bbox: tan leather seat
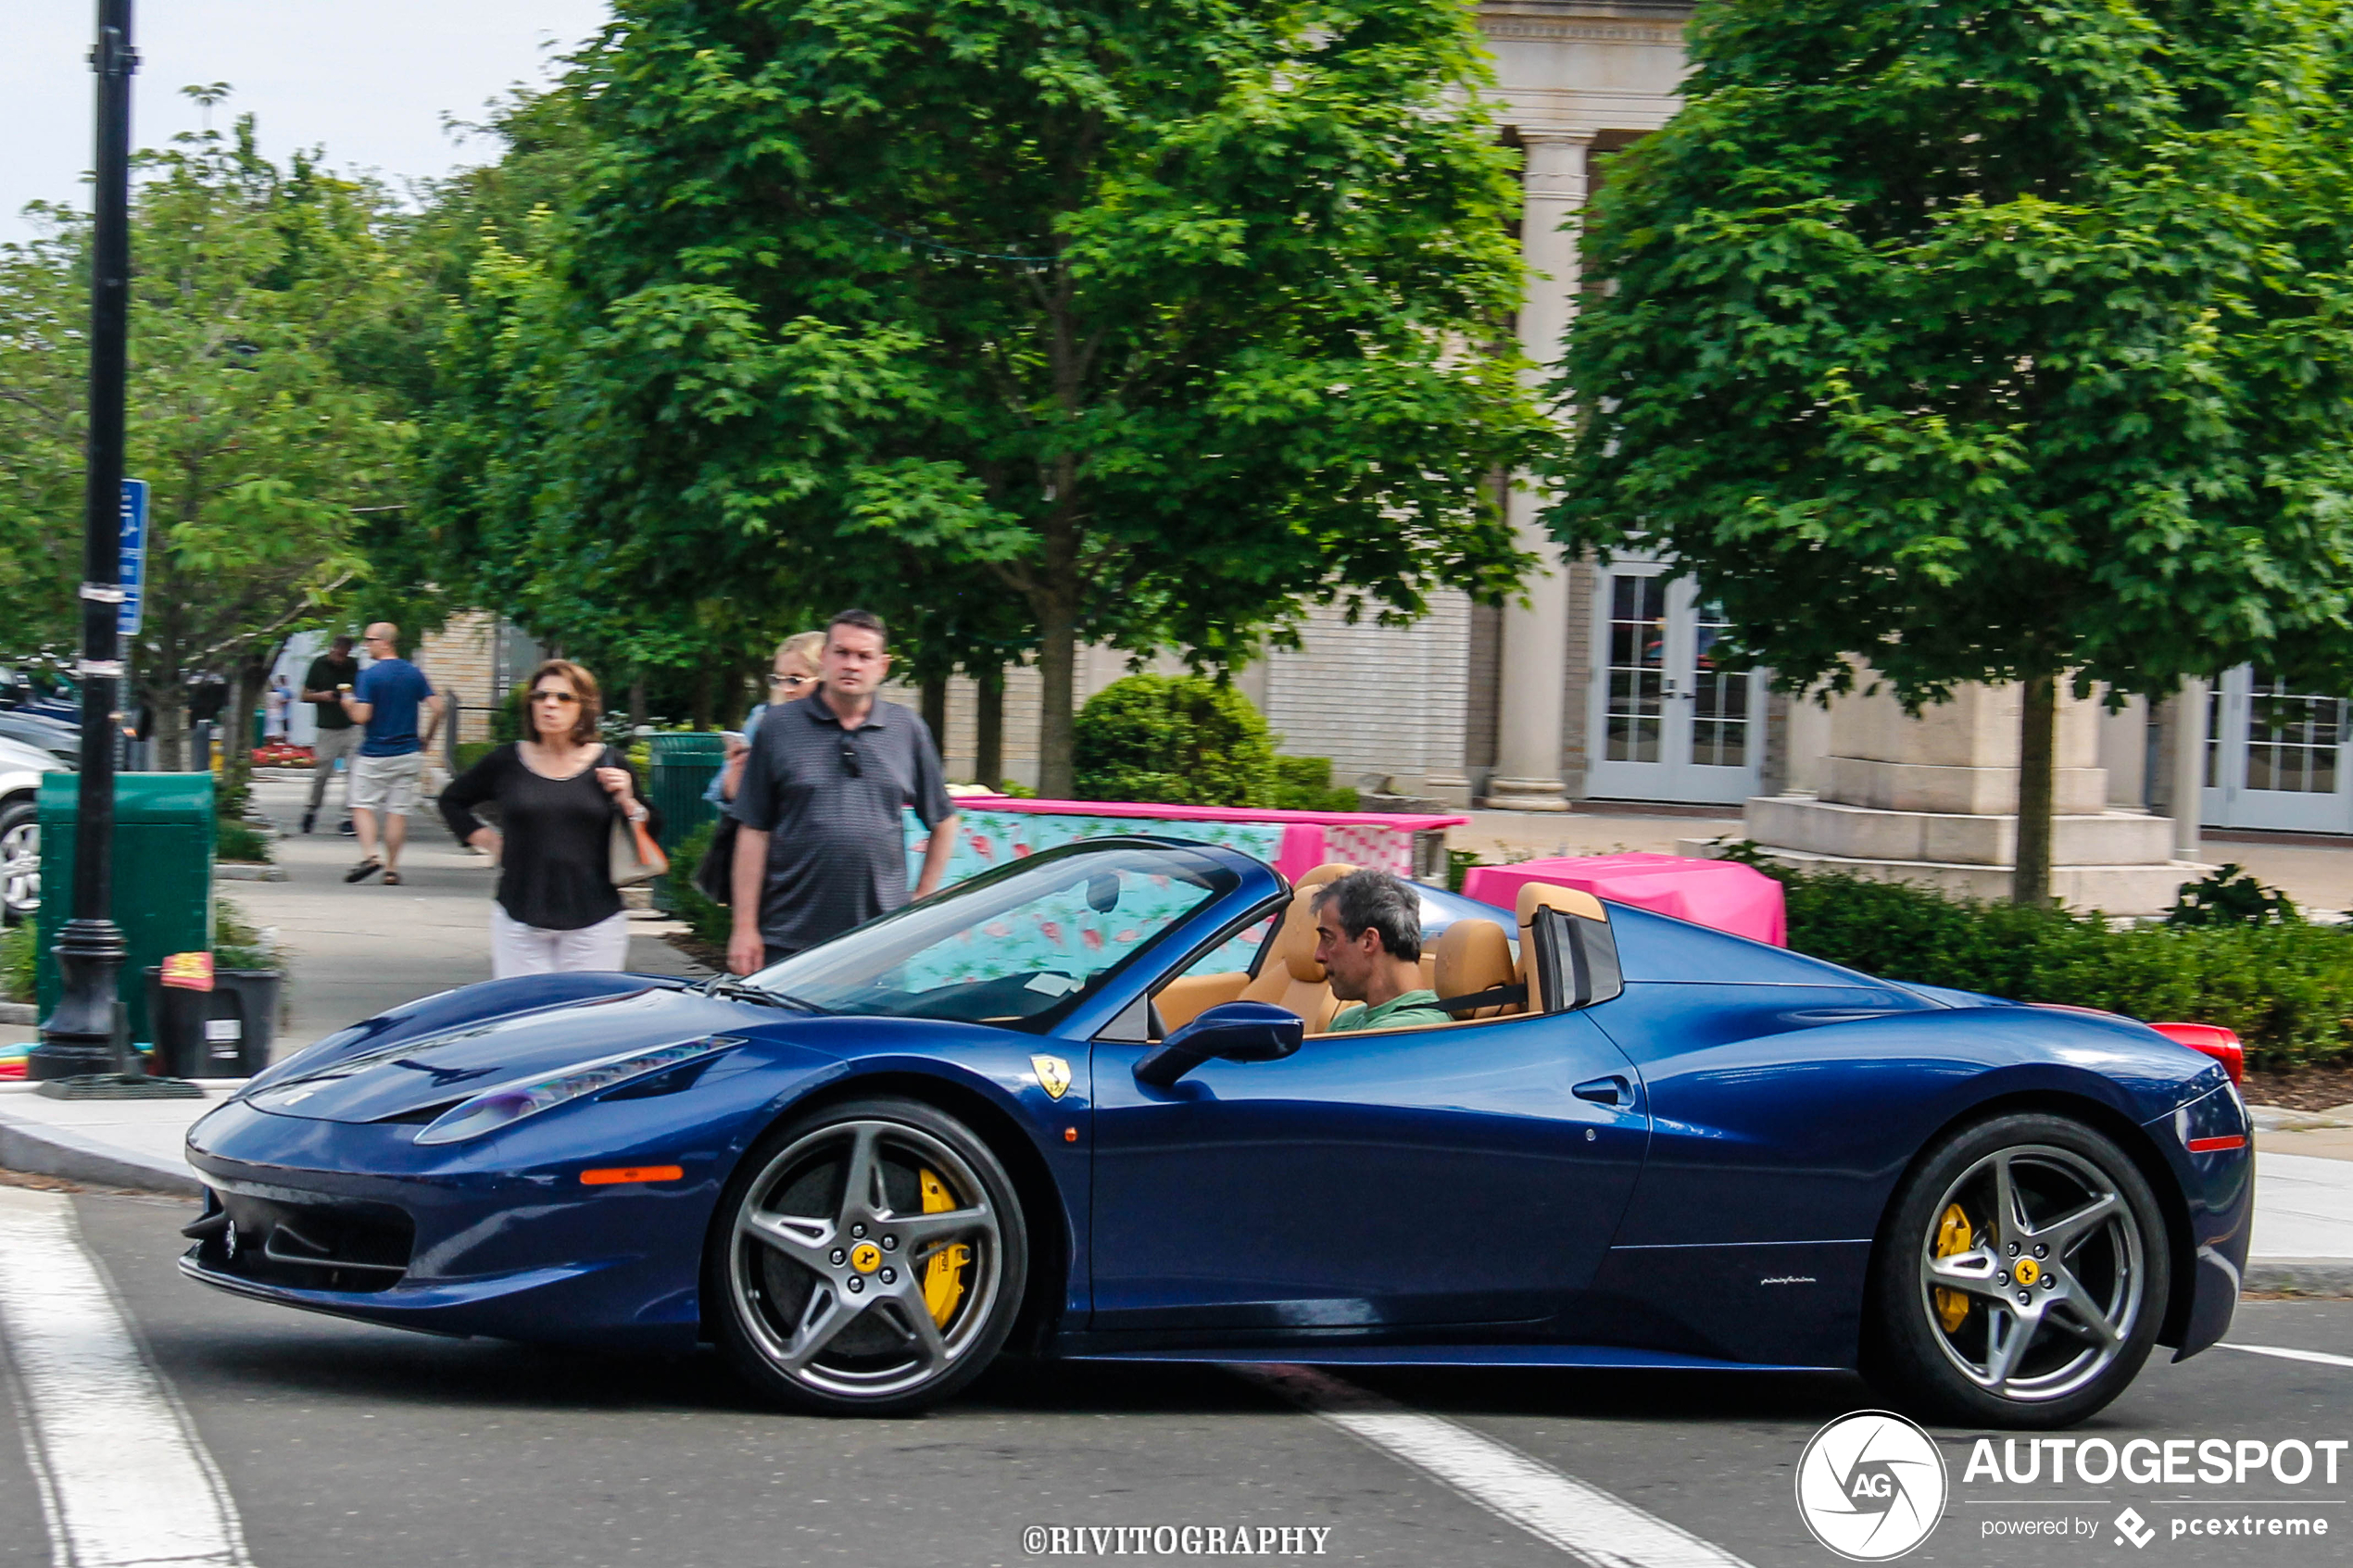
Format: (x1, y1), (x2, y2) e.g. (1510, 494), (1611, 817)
(1152, 865), (1359, 1035)
(1433, 919), (1518, 1018)
(1238, 885), (1341, 1031)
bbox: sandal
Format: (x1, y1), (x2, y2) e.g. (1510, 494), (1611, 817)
(383, 870), (402, 886)
(344, 858), (382, 884)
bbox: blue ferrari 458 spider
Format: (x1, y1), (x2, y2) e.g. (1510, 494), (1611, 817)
(182, 836), (2251, 1425)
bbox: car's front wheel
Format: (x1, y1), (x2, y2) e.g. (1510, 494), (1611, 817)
(1866, 1111), (2169, 1428)
(710, 1097), (1027, 1415)
(0, 798), (37, 924)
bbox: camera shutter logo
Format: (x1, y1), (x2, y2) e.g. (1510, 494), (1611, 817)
(1794, 1411), (1948, 1561)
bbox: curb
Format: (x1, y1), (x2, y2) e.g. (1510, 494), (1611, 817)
(2245, 1260), (2353, 1296)
(0, 1001), (34, 1026)
(0, 1108), (204, 1198)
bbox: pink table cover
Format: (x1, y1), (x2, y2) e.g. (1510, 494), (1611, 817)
(1461, 852), (1787, 947)
(946, 795), (1466, 883)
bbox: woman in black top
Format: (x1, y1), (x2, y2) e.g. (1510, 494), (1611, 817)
(438, 659), (658, 977)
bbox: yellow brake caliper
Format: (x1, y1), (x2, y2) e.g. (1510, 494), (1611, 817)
(918, 1168), (972, 1329)
(1933, 1202), (1974, 1333)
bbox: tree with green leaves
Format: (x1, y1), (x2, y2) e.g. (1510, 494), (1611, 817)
(1554, 0), (2353, 903)
(0, 101), (415, 765)
(466, 0), (1546, 796)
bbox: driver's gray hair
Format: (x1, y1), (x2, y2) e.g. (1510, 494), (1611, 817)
(1311, 870), (1423, 963)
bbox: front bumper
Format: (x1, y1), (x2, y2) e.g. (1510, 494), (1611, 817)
(182, 1096), (730, 1352)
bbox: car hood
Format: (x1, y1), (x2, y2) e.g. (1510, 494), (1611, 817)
(239, 984), (766, 1124)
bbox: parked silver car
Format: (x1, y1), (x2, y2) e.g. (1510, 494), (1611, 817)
(0, 734), (64, 923)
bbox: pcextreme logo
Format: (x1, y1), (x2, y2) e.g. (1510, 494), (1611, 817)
(1794, 1411), (1950, 1562)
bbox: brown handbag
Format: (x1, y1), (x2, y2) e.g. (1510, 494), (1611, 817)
(603, 748), (668, 886)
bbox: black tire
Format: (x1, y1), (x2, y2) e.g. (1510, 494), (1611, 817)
(0, 798), (36, 925)
(1864, 1111), (2170, 1429)
(707, 1097), (1027, 1416)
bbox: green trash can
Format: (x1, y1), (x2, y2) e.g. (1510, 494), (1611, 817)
(36, 773), (215, 1048)
(647, 733), (726, 912)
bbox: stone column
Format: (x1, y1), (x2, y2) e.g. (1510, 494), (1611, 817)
(1484, 128), (1592, 812)
(2170, 679), (2208, 861)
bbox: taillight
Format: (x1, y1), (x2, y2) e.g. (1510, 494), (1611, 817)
(2150, 1022), (2244, 1086)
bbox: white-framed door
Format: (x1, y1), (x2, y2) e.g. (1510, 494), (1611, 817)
(1582, 564), (1767, 805)
(2202, 667), (2353, 832)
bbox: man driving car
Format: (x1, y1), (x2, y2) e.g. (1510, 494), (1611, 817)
(1311, 870), (1450, 1033)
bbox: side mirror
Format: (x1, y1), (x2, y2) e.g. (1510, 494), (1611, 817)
(1133, 1001), (1303, 1088)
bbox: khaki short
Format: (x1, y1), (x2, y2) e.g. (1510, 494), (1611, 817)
(348, 750), (424, 816)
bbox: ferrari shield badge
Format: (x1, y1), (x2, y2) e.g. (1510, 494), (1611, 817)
(1031, 1054), (1073, 1100)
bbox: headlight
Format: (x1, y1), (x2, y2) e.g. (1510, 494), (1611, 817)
(414, 1037), (742, 1146)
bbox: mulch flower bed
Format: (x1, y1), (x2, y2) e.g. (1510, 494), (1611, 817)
(2242, 1061), (2353, 1113)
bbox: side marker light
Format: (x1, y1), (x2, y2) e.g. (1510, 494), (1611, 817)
(581, 1165), (685, 1185)
(1063, 1126), (1077, 1143)
(2183, 1136), (2246, 1155)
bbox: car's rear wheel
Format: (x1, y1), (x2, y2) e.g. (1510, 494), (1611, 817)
(1866, 1111), (2169, 1428)
(0, 799), (37, 924)
(710, 1097), (1026, 1415)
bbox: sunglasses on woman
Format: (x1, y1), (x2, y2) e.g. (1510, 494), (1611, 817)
(532, 690), (581, 706)
(766, 672), (814, 692)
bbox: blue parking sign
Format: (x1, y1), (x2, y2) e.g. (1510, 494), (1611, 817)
(119, 478), (147, 638)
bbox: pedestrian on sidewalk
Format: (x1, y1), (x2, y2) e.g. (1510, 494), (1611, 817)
(438, 659), (658, 976)
(693, 630), (822, 908)
(711, 631), (824, 807)
(297, 634), (360, 834)
(725, 609), (960, 974)
(338, 622), (445, 886)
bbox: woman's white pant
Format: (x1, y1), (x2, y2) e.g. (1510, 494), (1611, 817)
(489, 906), (631, 977)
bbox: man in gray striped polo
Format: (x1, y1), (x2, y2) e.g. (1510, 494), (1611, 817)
(724, 608), (961, 972)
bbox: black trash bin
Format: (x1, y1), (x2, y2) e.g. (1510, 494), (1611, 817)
(144, 966), (281, 1079)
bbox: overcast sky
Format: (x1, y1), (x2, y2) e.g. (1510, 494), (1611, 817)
(3, 0), (613, 243)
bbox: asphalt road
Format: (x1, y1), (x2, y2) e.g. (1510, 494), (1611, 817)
(1, 1187), (2347, 1568)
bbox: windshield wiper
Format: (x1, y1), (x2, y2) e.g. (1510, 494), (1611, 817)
(700, 975), (827, 1014)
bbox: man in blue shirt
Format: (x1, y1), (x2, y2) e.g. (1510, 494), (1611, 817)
(337, 622), (444, 885)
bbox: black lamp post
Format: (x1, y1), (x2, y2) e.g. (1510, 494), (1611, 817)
(31, 0), (192, 1098)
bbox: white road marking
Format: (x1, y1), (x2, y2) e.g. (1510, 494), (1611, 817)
(2217, 1341), (2353, 1371)
(0, 1186), (251, 1568)
(1230, 1362), (1754, 1568)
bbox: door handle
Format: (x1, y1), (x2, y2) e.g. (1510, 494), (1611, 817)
(1573, 1075), (1631, 1106)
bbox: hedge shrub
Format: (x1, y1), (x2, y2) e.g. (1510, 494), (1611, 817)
(1072, 674), (1275, 807)
(1271, 755), (1358, 813)
(1776, 872), (2353, 1069)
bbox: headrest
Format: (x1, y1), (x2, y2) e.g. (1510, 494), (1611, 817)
(1434, 920), (1515, 999)
(1273, 885), (1327, 983)
(1298, 862), (1359, 887)
(1515, 882), (1606, 929)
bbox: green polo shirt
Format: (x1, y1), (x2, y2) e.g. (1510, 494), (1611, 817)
(1326, 989), (1450, 1034)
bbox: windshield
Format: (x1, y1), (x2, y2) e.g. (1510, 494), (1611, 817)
(749, 842), (1241, 1028)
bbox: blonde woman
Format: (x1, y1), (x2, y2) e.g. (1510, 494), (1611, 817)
(713, 631), (824, 805)
(437, 660), (659, 976)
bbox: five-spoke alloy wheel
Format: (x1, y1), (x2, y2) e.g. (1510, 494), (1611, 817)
(711, 1098), (1027, 1414)
(0, 799), (37, 924)
(1868, 1111), (2169, 1428)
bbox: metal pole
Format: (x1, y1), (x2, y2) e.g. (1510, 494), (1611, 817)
(31, 0), (142, 1084)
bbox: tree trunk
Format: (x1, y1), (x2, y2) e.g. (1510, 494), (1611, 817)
(1038, 605), (1077, 799)
(628, 673), (647, 734)
(919, 674), (949, 755)
(690, 665), (716, 733)
(151, 689), (186, 772)
(2013, 673), (2057, 907)
(975, 662), (1003, 787)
